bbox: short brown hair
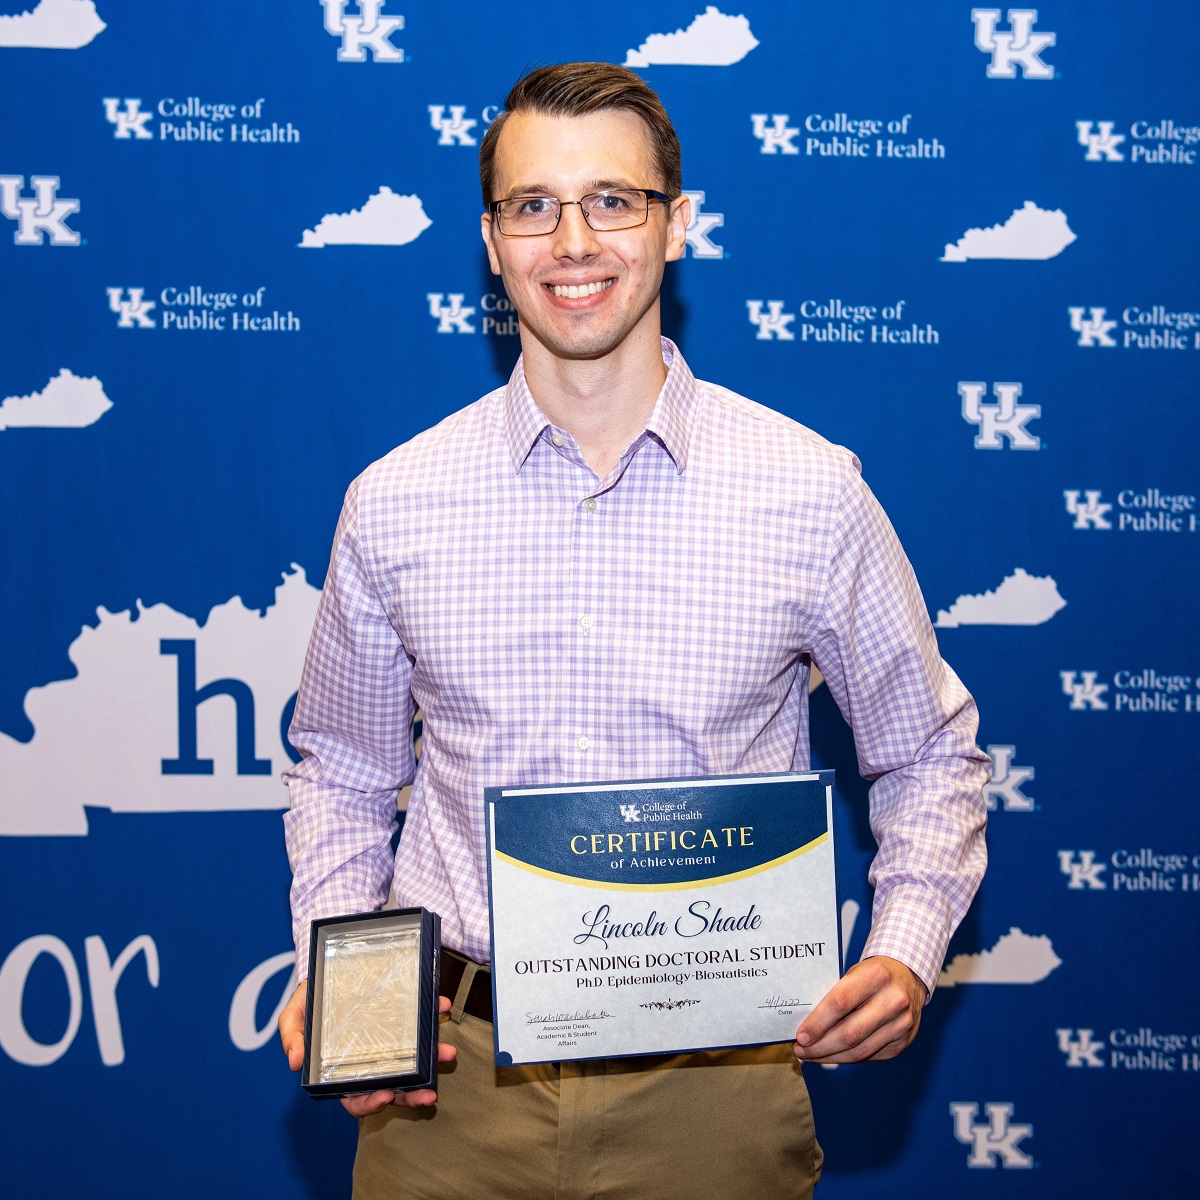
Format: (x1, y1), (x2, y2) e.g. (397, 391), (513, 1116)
(479, 62), (682, 205)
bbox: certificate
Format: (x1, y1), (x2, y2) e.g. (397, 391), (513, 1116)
(485, 772), (840, 1065)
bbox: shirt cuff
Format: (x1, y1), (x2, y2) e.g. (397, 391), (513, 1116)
(859, 890), (953, 1000)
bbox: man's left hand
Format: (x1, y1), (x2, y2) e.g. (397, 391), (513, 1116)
(793, 955), (926, 1064)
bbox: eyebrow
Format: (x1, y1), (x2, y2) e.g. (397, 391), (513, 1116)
(500, 178), (640, 201)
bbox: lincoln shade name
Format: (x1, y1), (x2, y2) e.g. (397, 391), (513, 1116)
(571, 901), (762, 949)
(570, 826), (754, 855)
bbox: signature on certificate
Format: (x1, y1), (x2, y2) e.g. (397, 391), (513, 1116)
(525, 1010), (614, 1026)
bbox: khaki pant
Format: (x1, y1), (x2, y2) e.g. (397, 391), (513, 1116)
(354, 1008), (822, 1200)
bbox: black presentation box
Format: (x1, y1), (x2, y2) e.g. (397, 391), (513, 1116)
(302, 907), (441, 1098)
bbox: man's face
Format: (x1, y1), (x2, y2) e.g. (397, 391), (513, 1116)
(481, 108), (689, 362)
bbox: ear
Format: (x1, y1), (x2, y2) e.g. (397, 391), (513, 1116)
(480, 210), (502, 276)
(663, 193), (690, 263)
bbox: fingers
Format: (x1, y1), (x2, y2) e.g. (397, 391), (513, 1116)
(341, 1087), (440, 1116)
(278, 980), (308, 1072)
(342, 1090), (398, 1117)
(794, 957), (923, 1064)
(795, 960), (884, 1047)
(797, 995), (916, 1063)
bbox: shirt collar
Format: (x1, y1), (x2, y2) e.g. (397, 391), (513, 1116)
(503, 337), (699, 475)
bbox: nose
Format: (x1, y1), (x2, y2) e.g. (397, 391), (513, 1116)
(550, 200), (601, 260)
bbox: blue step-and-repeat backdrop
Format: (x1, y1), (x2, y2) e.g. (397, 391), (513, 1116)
(1, 2), (1197, 1196)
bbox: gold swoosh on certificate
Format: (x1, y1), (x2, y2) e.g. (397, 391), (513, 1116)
(493, 831), (829, 892)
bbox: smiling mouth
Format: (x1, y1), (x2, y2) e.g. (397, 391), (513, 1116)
(547, 279), (614, 299)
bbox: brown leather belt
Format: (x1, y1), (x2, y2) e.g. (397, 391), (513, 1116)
(439, 950), (493, 1022)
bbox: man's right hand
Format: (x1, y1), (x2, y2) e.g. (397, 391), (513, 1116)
(278, 980), (456, 1116)
(278, 980), (310, 1072)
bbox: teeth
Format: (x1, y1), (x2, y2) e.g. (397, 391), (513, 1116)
(551, 280), (612, 298)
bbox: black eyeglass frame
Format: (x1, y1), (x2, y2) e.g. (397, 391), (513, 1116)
(487, 188), (674, 237)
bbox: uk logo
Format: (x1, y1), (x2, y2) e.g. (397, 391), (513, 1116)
(321, 0), (403, 63)
(750, 114), (800, 154)
(1060, 670), (1110, 710)
(1076, 120), (1125, 162)
(958, 381), (1041, 449)
(983, 745), (1035, 811)
(747, 300), (796, 340)
(1063, 490), (1113, 530)
(0, 175), (80, 246)
(102, 98), (154, 140)
(426, 293), (475, 333)
(107, 287), (157, 328)
(949, 1102), (1033, 1168)
(971, 8), (1056, 79)
(428, 105), (478, 146)
(1068, 306), (1118, 347)
(681, 190), (724, 258)
(1058, 850), (1108, 890)
(620, 804), (642, 823)
(1056, 1028), (1105, 1067)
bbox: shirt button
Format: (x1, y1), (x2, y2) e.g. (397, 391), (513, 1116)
(576, 736), (591, 750)
(579, 615), (594, 631)
(552, 433), (564, 447)
(584, 498), (597, 513)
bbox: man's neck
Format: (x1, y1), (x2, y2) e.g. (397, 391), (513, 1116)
(521, 322), (668, 480)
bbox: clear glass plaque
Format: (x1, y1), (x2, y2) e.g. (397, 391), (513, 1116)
(318, 925), (420, 1082)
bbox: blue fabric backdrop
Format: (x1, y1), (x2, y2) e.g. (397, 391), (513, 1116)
(1, 2), (1197, 1195)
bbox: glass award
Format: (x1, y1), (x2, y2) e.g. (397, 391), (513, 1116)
(302, 907), (441, 1097)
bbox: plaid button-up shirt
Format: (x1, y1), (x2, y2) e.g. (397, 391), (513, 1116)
(284, 340), (988, 992)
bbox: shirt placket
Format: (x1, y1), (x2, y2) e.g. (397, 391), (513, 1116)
(549, 428), (644, 781)
(566, 461), (607, 779)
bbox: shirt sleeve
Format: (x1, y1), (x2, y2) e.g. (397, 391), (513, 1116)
(282, 477), (417, 978)
(809, 461), (990, 996)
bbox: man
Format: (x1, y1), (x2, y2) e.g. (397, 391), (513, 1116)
(279, 62), (988, 1199)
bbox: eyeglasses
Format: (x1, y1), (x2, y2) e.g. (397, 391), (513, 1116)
(489, 188), (673, 237)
